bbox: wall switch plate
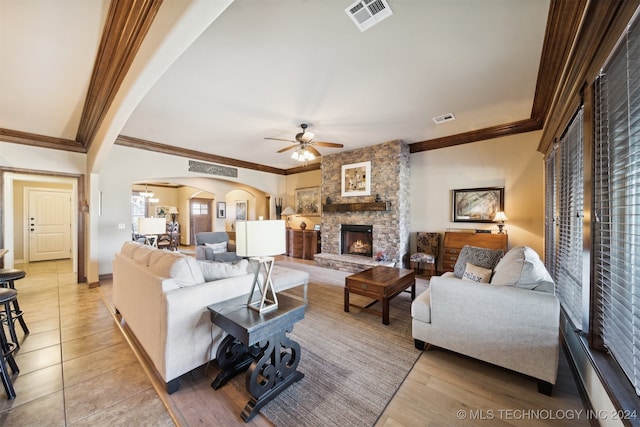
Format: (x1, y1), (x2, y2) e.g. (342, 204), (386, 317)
(118, 223), (126, 229)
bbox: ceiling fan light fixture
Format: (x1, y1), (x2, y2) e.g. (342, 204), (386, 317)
(304, 149), (315, 161)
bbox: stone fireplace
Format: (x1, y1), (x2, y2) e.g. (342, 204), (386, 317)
(341, 224), (373, 257)
(314, 140), (410, 272)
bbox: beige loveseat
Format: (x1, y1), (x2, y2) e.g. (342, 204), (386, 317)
(113, 241), (309, 393)
(411, 246), (560, 394)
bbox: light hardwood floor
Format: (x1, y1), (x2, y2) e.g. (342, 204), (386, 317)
(0, 257), (593, 426)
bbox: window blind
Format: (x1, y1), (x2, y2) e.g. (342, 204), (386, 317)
(554, 107), (585, 330)
(594, 14), (640, 396)
(545, 149), (557, 279)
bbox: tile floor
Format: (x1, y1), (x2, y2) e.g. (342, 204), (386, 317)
(0, 259), (174, 426)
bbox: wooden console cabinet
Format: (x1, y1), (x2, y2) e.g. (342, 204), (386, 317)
(286, 229), (319, 260)
(442, 231), (508, 272)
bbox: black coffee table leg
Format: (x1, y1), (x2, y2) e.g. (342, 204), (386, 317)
(211, 335), (260, 390)
(241, 328), (304, 422)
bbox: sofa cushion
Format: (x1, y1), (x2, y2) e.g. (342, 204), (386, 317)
(205, 241), (227, 253)
(462, 262), (492, 283)
(491, 246), (555, 293)
(411, 287), (431, 323)
(121, 241), (142, 258)
(271, 266), (309, 291)
(132, 245), (155, 266)
(453, 245), (504, 279)
(149, 252), (205, 286)
(198, 259), (249, 281)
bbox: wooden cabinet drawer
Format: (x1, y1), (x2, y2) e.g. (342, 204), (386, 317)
(441, 231), (508, 273)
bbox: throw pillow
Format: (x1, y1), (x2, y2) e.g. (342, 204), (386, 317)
(198, 259), (249, 281)
(453, 245), (504, 279)
(491, 246), (555, 293)
(205, 241), (228, 254)
(149, 252), (205, 286)
(462, 262), (492, 283)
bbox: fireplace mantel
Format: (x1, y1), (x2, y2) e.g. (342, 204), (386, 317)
(322, 201), (390, 213)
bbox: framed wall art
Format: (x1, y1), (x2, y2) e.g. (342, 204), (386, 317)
(155, 205), (170, 219)
(452, 187), (504, 223)
(217, 201), (226, 218)
(295, 187), (321, 216)
(341, 161), (371, 197)
(235, 200), (247, 220)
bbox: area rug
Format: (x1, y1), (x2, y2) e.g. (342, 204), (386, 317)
(241, 281), (423, 427)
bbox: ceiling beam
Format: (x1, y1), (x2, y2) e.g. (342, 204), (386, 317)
(76, 0), (163, 150)
(0, 128), (85, 152)
(409, 118), (542, 153)
(115, 135), (289, 175)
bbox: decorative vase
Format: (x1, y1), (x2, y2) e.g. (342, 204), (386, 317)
(300, 221), (307, 230)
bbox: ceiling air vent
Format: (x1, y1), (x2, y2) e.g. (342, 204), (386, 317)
(345, 0), (393, 32)
(433, 113), (456, 124)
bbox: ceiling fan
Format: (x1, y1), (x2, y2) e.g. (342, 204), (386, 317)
(265, 123), (344, 161)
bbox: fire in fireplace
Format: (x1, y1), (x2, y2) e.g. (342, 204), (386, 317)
(341, 224), (373, 257)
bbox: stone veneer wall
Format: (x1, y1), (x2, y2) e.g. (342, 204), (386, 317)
(319, 140), (410, 266)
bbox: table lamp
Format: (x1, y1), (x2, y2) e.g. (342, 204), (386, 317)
(138, 217), (167, 247)
(281, 206), (295, 228)
(235, 219), (286, 313)
(493, 211), (508, 234)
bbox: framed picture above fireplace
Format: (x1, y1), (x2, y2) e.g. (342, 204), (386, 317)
(341, 161), (371, 197)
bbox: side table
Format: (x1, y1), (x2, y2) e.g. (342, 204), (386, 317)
(208, 293), (305, 422)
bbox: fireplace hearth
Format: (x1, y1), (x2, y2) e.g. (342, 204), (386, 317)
(341, 224), (373, 257)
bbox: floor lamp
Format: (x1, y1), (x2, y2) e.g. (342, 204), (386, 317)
(235, 219), (286, 313)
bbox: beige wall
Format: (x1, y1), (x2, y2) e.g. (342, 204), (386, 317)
(410, 130), (545, 260)
(281, 132), (545, 267)
(282, 170), (322, 230)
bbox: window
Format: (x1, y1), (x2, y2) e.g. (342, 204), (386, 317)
(593, 14), (640, 396)
(546, 107), (585, 331)
(131, 194), (147, 233)
(191, 202), (209, 215)
(544, 149), (557, 279)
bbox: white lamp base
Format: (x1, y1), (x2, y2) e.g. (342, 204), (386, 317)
(145, 235), (159, 247)
(247, 256), (279, 313)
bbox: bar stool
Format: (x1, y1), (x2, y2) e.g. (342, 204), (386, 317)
(0, 288), (20, 399)
(0, 269), (29, 348)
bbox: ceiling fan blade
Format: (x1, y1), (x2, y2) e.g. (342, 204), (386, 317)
(313, 141), (344, 148)
(265, 137), (296, 143)
(277, 145), (299, 153)
(307, 146), (322, 157)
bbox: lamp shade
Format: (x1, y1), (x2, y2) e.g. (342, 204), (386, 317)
(138, 217), (166, 235)
(493, 211), (508, 222)
(235, 220), (286, 257)
(281, 206), (295, 216)
(168, 207), (179, 215)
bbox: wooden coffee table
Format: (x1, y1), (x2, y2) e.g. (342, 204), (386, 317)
(344, 266), (416, 325)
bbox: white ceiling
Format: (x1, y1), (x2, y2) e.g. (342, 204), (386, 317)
(0, 0), (550, 170)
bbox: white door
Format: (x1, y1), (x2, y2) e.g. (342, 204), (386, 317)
(28, 189), (72, 261)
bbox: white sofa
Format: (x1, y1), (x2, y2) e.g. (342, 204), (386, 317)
(112, 241), (309, 393)
(412, 246), (560, 394)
